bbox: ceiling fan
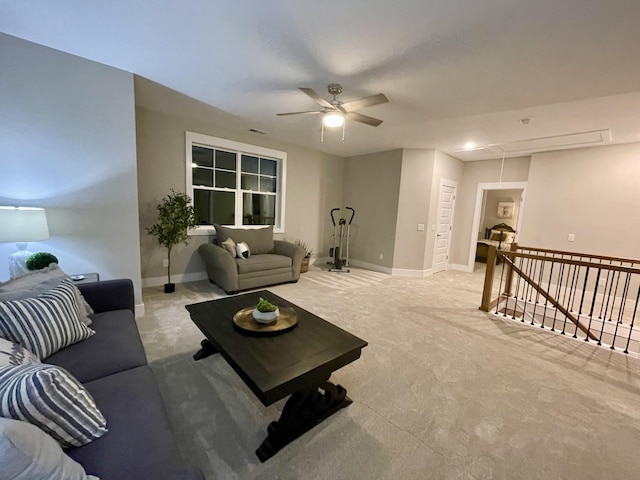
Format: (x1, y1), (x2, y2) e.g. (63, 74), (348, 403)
(276, 83), (389, 127)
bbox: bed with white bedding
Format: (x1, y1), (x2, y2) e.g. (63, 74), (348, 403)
(475, 223), (516, 262)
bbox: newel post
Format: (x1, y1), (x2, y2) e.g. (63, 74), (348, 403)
(502, 242), (518, 297)
(480, 245), (498, 312)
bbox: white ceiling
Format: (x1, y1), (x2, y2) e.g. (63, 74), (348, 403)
(2, 0), (640, 159)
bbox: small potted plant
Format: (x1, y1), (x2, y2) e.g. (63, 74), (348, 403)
(147, 189), (197, 293)
(295, 240), (313, 273)
(253, 297), (279, 324)
(25, 252), (59, 271)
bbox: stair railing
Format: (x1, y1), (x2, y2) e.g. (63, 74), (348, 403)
(480, 243), (640, 353)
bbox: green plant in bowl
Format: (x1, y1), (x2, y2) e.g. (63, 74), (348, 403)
(256, 297), (277, 313)
(253, 297), (279, 324)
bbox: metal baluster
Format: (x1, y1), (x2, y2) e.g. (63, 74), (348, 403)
(562, 263), (578, 335)
(551, 261), (565, 333)
(607, 262), (624, 321)
(553, 262), (571, 335)
(569, 257), (580, 313)
(576, 267), (589, 339)
(611, 273), (631, 350)
(495, 260), (506, 315)
(513, 255), (525, 320)
(586, 268), (600, 344)
(541, 258), (554, 329)
(623, 283), (640, 354)
(603, 270), (618, 322)
(599, 262), (614, 320)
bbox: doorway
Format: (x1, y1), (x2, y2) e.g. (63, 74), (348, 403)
(432, 179), (457, 274)
(466, 182), (527, 273)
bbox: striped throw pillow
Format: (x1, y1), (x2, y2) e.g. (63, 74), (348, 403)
(0, 337), (39, 368)
(0, 280), (94, 359)
(0, 363), (108, 448)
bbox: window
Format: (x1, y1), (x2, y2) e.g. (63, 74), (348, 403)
(186, 132), (286, 234)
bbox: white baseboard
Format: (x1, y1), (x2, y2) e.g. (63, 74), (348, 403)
(348, 259), (393, 275)
(450, 263), (472, 273)
(135, 303), (145, 318)
(141, 271), (209, 288)
(390, 268), (433, 277)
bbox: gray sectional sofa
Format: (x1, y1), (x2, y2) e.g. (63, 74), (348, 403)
(199, 224), (304, 293)
(46, 279), (203, 480)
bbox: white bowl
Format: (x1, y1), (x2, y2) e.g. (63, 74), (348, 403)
(252, 307), (279, 324)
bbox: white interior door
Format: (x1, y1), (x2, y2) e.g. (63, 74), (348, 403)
(433, 181), (457, 274)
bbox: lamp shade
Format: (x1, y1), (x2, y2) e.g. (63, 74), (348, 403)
(0, 207), (50, 243)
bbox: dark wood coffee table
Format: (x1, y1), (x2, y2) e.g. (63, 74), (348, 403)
(185, 290), (368, 462)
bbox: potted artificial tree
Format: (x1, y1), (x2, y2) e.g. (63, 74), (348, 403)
(295, 240), (313, 273)
(147, 189), (197, 293)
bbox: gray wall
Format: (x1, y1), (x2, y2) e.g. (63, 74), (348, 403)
(451, 157), (531, 266)
(393, 149), (435, 270)
(0, 34), (142, 303)
(136, 102), (344, 282)
(343, 150), (403, 268)
(520, 143), (640, 258)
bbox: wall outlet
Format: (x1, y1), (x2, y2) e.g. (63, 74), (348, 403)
(163, 259), (169, 268)
(567, 233), (576, 242)
(417, 223), (425, 231)
(379, 253), (384, 260)
(598, 278), (607, 288)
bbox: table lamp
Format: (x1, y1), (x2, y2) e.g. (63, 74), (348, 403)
(0, 206), (50, 278)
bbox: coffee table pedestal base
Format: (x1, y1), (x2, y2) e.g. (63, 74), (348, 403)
(256, 381), (351, 463)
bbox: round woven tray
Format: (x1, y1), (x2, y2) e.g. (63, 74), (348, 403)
(232, 306), (299, 335)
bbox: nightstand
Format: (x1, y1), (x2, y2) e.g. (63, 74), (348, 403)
(70, 273), (100, 284)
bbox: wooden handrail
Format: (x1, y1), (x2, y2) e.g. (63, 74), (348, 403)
(502, 256), (600, 341)
(515, 245), (640, 266)
(497, 250), (640, 275)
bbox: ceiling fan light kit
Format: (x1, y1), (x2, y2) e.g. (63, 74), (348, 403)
(322, 112), (345, 128)
(277, 83), (389, 143)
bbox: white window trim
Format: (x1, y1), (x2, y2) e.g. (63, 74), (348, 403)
(186, 132), (287, 235)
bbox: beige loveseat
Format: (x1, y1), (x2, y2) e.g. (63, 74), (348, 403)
(198, 224), (304, 293)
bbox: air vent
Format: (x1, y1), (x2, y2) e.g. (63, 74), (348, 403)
(452, 146), (498, 160)
(249, 128), (268, 135)
(494, 129), (612, 154)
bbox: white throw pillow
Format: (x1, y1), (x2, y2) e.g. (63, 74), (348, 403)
(0, 363), (108, 448)
(0, 279), (94, 359)
(236, 241), (251, 259)
(0, 264), (94, 327)
(0, 337), (40, 367)
(221, 237), (236, 257)
(0, 417), (100, 480)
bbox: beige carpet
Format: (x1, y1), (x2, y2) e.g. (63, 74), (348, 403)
(138, 266), (640, 480)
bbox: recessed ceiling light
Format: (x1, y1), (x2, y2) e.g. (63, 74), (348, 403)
(464, 141), (475, 150)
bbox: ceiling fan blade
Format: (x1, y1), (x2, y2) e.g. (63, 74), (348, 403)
(276, 110), (323, 116)
(346, 112), (384, 127)
(341, 93), (389, 113)
(299, 88), (334, 109)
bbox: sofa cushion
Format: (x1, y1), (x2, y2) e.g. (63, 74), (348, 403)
(0, 363), (108, 448)
(45, 309), (147, 384)
(0, 264), (94, 326)
(0, 337), (39, 367)
(0, 280), (94, 359)
(214, 224), (275, 254)
(71, 366), (188, 480)
(235, 253), (292, 274)
(0, 417), (99, 480)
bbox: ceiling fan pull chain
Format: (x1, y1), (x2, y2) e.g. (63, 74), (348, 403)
(342, 121), (345, 142)
(321, 121), (325, 144)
